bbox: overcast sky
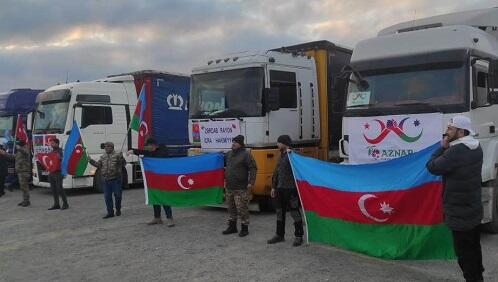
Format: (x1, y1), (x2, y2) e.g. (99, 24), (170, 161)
(0, 0), (497, 92)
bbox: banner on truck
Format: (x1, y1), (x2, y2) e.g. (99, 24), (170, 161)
(199, 120), (241, 149)
(347, 113), (442, 164)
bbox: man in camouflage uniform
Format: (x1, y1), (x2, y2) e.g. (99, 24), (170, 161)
(267, 135), (304, 247)
(222, 135), (257, 237)
(0, 140), (32, 207)
(89, 142), (126, 219)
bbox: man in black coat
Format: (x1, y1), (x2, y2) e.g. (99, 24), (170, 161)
(128, 139), (175, 227)
(426, 115), (484, 282)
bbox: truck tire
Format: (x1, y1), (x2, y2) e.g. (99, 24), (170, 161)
(93, 171), (103, 193)
(482, 184), (498, 233)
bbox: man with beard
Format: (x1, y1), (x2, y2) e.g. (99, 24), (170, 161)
(427, 115), (484, 282)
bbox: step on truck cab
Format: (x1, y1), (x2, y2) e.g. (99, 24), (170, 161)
(32, 71), (190, 191)
(339, 8), (498, 232)
(188, 41), (351, 208)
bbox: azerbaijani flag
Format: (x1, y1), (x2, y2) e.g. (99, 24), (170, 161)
(130, 82), (151, 149)
(61, 121), (88, 176)
(289, 143), (455, 260)
(140, 153), (224, 206)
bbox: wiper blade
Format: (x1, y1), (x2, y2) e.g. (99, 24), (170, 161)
(394, 101), (441, 112)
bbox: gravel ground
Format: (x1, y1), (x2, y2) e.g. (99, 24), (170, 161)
(0, 187), (497, 282)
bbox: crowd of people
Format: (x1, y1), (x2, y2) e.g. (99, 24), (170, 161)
(0, 115), (487, 281)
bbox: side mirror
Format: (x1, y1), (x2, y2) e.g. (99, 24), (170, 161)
(267, 88), (280, 112)
(489, 91), (498, 104)
(100, 143), (105, 150)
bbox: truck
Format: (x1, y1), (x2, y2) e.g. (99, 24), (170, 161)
(188, 40), (352, 209)
(32, 71), (190, 191)
(338, 8), (498, 231)
(0, 88), (43, 189)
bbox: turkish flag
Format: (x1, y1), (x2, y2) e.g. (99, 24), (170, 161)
(15, 114), (29, 145)
(37, 152), (61, 173)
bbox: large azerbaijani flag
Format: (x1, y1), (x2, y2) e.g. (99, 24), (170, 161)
(130, 82), (151, 149)
(140, 153), (224, 206)
(289, 143), (455, 260)
(61, 121), (88, 176)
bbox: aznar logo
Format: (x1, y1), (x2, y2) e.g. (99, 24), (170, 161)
(167, 93), (187, 111)
(363, 117), (423, 144)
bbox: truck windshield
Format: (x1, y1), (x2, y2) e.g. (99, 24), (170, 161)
(33, 101), (70, 134)
(0, 116), (13, 137)
(346, 63), (466, 112)
(190, 67), (264, 118)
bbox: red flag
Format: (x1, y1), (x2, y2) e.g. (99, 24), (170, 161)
(15, 114), (29, 145)
(36, 152), (61, 173)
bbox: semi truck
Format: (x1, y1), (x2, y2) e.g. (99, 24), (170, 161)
(0, 88), (43, 189)
(32, 71), (190, 191)
(188, 41), (351, 208)
(339, 8), (498, 232)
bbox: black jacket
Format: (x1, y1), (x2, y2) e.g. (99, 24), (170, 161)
(272, 150), (296, 190)
(224, 147), (257, 190)
(426, 143), (483, 231)
(132, 145), (169, 158)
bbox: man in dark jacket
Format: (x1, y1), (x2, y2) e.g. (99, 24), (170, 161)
(267, 135), (304, 247)
(128, 138), (175, 227)
(426, 115), (484, 282)
(0, 144), (8, 197)
(48, 138), (68, 210)
(222, 135), (257, 237)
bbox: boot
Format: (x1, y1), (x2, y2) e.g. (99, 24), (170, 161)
(166, 218), (175, 227)
(238, 224), (249, 237)
(267, 235), (285, 244)
(61, 204), (69, 210)
(147, 218), (163, 225)
(222, 221), (238, 235)
(116, 209), (121, 216)
(20, 201), (30, 207)
(293, 237), (303, 247)
(48, 205), (61, 210)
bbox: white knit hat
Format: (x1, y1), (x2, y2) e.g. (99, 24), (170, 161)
(448, 115), (475, 136)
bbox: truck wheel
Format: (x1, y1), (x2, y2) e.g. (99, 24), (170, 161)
(482, 184), (498, 233)
(93, 171), (103, 193)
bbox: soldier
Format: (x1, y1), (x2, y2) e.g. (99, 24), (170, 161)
(0, 140), (31, 206)
(267, 135), (304, 247)
(88, 142), (126, 219)
(128, 138), (175, 227)
(0, 144), (8, 197)
(222, 135), (257, 237)
(48, 138), (68, 210)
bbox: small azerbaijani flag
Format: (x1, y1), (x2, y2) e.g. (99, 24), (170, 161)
(130, 82), (151, 149)
(140, 153), (224, 206)
(289, 143), (455, 260)
(61, 121), (88, 176)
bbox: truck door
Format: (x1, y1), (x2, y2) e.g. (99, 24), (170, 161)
(267, 69), (300, 142)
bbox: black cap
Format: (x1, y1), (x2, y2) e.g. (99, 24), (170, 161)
(277, 135), (292, 147)
(232, 135), (245, 146)
(145, 138), (157, 146)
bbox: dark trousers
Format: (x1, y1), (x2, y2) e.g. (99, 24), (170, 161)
(49, 172), (67, 207)
(452, 226), (484, 282)
(153, 205), (172, 219)
(0, 174), (5, 194)
(273, 188), (304, 238)
(103, 179), (122, 215)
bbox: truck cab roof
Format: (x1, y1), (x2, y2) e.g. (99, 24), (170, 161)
(0, 88), (43, 116)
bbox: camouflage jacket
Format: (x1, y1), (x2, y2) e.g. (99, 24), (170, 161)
(8, 147), (31, 173)
(90, 152), (125, 180)
(272, 150), (296, 190)
(224, 148), (257, 190)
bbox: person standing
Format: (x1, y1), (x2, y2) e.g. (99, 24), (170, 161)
(128, 138), (175, 227)
(0, 140), (31, 206)
(48, 138), (68, 210)
(222, 135), (257, 237)
(0, 145), (8, 197)
(427, 115), (484, 282)
(267, 135), (304, 247)
(88, 142), (126, 219)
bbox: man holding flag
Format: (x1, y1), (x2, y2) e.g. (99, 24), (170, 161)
(47, 138), (68, 210)
(0, 139), (31, 207)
